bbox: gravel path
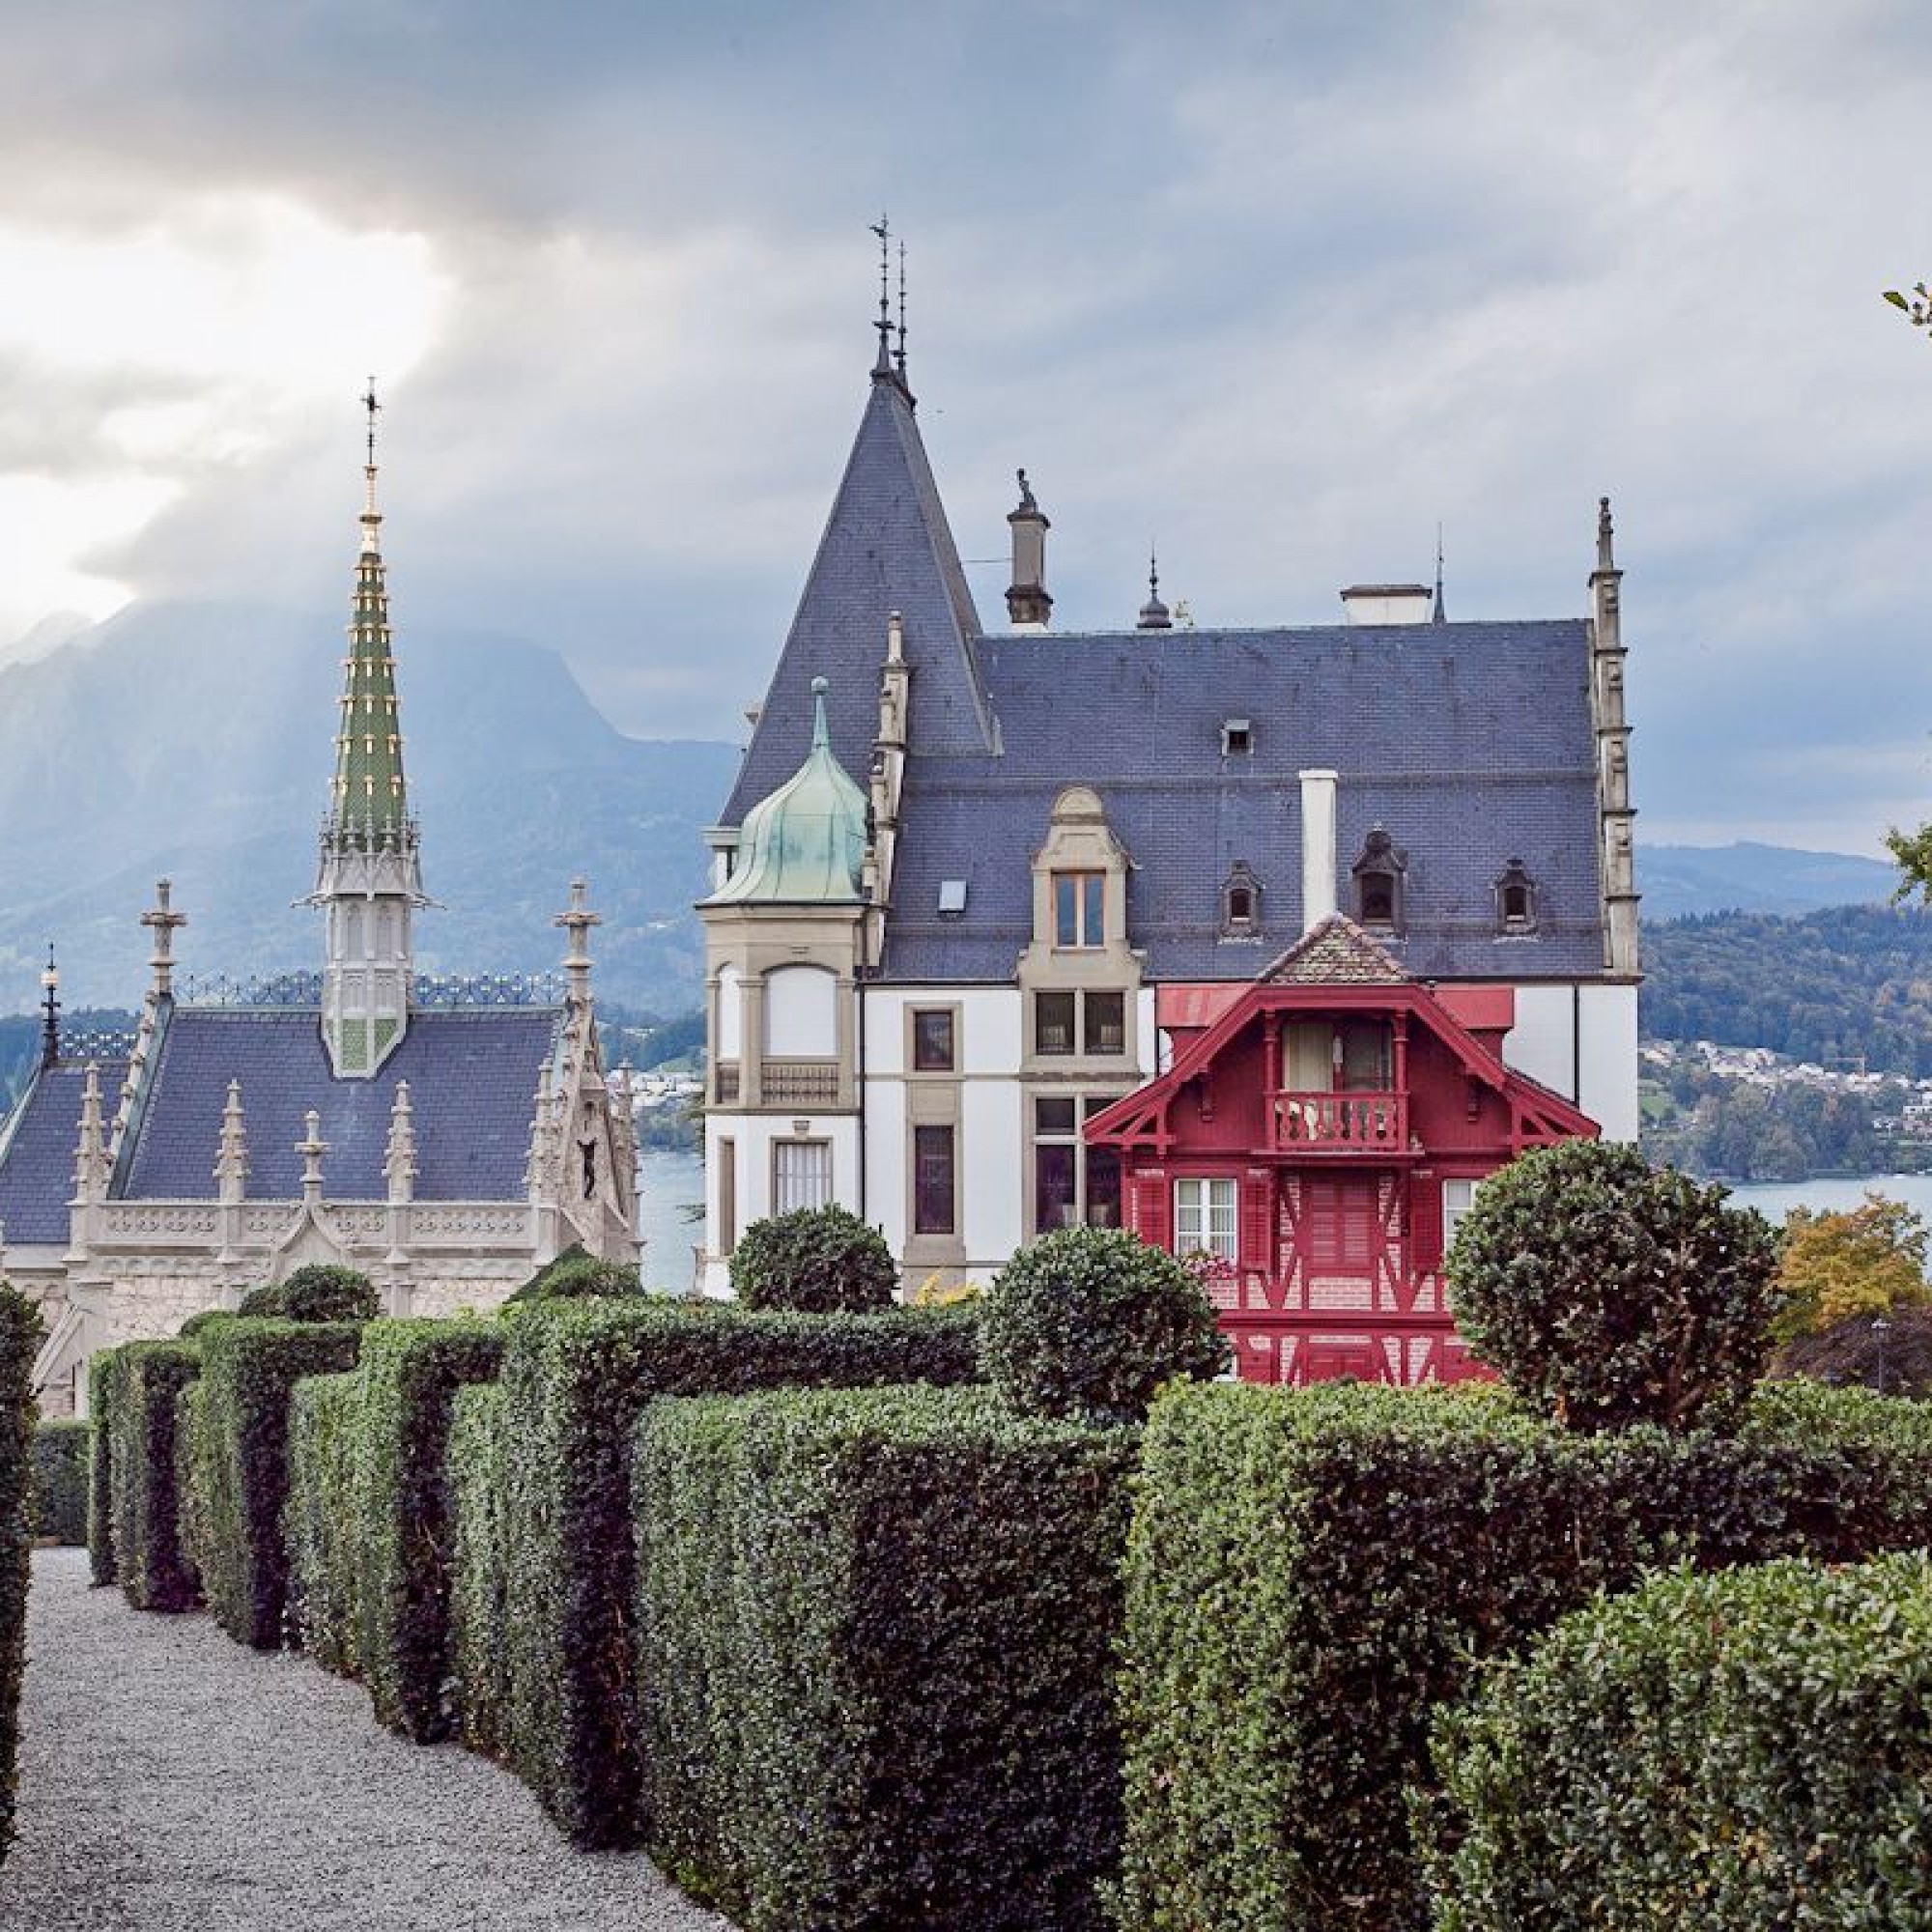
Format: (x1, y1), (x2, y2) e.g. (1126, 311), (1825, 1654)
(1, 1548), (736, 1931)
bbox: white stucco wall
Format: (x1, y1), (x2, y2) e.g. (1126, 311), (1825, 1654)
(1500, 980), (1639, 1143)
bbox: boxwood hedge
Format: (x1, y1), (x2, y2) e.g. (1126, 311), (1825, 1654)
(1113, 1378), (1932, 1932)
(30, 1419), (89, 1544)
(85, 1347), (127, 1586)
(174, 1378), (210, 1592)
(107, 1340), (203, 1611)
(635, 1385), (1137, 1932)
(286, 1370), (365, 1677)
(189, 1317), (362, 1648)
(353, 1319), (503, 1741)
(1419, 1550), (1932, 1928)
(448, 1381), (514, 1761)
(497, 1297), (981, 1847)
(0, 1285), (40, 1868)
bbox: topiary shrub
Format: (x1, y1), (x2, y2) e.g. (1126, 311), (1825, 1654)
(1418, 1550), (1932, 1928)
(506, 1253), (642, 1305)
(106, 1341), (202, 1611)
(980, 1227), (1229, 1425)
(177, 1309), (236, 1340)
(85, 1348), (127, 1586)
(279, 1265), (380, 1324)
(1446, 1140), (1781, 1433)
(448, 1381), (514, 1761)
(236, 1283), (285, 1318)
(286, 1369), (365, 1677)
(30, 1419), (89, 1545)
(728, 1205), (896, 1313)
(0, 1285), (42, 1870)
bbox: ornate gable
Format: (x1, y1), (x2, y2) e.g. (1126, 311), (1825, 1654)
(1262, 915), (1407, 986)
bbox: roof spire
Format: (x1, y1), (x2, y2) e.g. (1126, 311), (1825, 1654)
(1596, 496), (1616, 575)
(1433, 523), (1447, 624)
(868, 214), (894, 376)
(1137, 546), (1172, 631)
(360, 376), (382, 556)
(810, 673), (832, 749)
(39, 944), (59, 1070)
(895, 238), (908, 382)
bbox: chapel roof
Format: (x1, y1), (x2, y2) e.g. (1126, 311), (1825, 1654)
(0, 1062), (92, 1245)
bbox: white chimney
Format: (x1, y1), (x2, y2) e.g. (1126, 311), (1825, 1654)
(1299, 770), (1338, 932)
(1340, 583), (1434, 626)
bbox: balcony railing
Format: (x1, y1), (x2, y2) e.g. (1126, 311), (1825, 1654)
(1271, 1089), (1406, 1151)
(761, 1059), (841, 1106)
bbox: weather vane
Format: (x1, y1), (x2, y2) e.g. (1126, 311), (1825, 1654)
(361, 376), (381, 466)
(868, 215), (892, 367)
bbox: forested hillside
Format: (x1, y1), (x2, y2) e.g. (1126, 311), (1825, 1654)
(1641, 906), (1932, 1076)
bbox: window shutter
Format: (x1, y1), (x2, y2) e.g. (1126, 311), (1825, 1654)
(1240, 1168), (1273, 1274)
(1410, 1176), (1444, 1272)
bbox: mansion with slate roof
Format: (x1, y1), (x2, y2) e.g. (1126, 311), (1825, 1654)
(699, 318), (1639, 1386)
(0, 413), (639, 1413)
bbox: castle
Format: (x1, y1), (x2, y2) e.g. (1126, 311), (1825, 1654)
(0, 399), (639, 1411)
(696, 313), (1638, 1384)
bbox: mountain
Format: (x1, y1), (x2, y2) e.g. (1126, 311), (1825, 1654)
(1637, 841), (1899, 919)
(0, 600), (741, 1013)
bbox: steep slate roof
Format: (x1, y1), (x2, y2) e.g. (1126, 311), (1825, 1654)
(0, 1063), (91, 1244)
(116, 1006), (559, 1203)
(879, 620), (1605, 982)
(722, 369), (991, 826)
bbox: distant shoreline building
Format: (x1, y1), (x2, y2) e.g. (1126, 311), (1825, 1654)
(0, 405), (639, 1412)
(698, 307), (1638, 1385)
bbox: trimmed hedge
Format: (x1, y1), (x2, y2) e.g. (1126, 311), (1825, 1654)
(107, 1341), (203, 1611)
(353, 1319), (504, 1740)
(286, 1370), (365, 1677)
(190, 1318), (362, 1648)
(1113, 1378), (1932, 1932)
(449, 1381), (514, 1761)
(85, 1347), (128, 1586)
(0, 1285), (41, 1869)
(635, 1385), (1137, 1931)
(174, 1378), (210, 1590)
(728, 1205), (897, 1313)
(1420, 1550), (1932, 1927)
(498, 1297), (981, 1846)
(30, 1419), (89, 1544)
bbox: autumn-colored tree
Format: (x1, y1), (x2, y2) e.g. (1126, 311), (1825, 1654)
(1775, 1191), (1932, 1341)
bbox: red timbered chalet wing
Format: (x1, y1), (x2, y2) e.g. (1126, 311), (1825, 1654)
(1086, 916), (1597, 1387)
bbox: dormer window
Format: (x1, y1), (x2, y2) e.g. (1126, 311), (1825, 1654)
(1054, 870), (1105, 949)
(1221, 859), (1264, 938)
(1494, 858), (1538, 934)
(1221, 717), (1253, 757)
(1352, 827), (1406, 933)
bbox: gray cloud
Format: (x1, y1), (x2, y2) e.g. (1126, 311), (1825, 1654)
(3, 0), (1932, 857)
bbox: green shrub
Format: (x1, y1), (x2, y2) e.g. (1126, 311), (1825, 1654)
(636, 1384), (1136, 1931)
(728, 1205), (896, 1313)
(448, 1381), (514, 1761)
(280, 1264), (380, 1324)
(506, 1244), (642, 1304)
(1419, 1550), (1932, 1928)
(107, 1341), (202, 1611)
(236, 1284), (285, 1318)
(0, 1286), (42, 1869)
(1447, 1140), (1782, 1432)
(980, 1227), (1229, 1424)
(174, 1379), (210, 1587)
(189, 1317), (362, 1648)
(177, 1309), (237, 1340)
(1112, 1378), (1932, 1932)
(30, 1419), (89, 1544)
(353, 1319), (504, 1740)
(498, 1296), (981, 1846)
(286, 1370), (365, 1677)
(85, 1347), (127, 1586)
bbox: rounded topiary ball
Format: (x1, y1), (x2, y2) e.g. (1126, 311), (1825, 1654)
(278, 1264), (380, 1323)
(729, 1206), (896, 1314)
(236, 1283), (286, 1318)
(1447, 1139), (1782, 1434)
(506, 1255), (643, 1304)
(980, 1226), (1231, 1424)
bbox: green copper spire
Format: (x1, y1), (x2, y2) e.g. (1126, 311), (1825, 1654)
(327, 379), (411, 852)
(705, 676), (868, 904)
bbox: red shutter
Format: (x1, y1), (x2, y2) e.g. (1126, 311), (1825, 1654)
(1240, 1167), (1273, 1275)
(1138, 1169), (1171, 1252)
(1410, 1177), (1444, 1272)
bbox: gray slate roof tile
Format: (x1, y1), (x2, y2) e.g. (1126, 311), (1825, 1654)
(0, 1064), (91, 1245)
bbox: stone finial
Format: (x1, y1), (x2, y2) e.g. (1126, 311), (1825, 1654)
(297, 1110), (328, 1208)
(1595, 496), (1617, 577)
(384, 1080), (417, 1205)
(72, 1064), (107, 1202)
(141, 878), (187, 997)
(214, 1079), (249, 1204)
(525, 1061), (554, 1197)
(554, 879), (601, 1009)
(1006, 472), (1053, 628)
(886, 609), (905, 666)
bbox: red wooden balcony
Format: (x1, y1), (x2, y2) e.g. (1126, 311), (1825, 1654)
(1269, 1089), (1406, 1151)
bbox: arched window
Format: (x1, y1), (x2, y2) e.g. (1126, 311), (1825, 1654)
(1351, 827), (1406, 933)
(1494, 858), (1538, 934)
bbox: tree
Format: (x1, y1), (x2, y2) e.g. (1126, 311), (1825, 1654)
(1775, 1191), (1932, 1341)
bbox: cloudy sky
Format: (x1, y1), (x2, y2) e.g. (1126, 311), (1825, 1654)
(1, 0), (1928, 854)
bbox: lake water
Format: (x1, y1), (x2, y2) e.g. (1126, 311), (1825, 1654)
(635, 1148), (707, 1292)
(1725, 1174), (1932, 1223)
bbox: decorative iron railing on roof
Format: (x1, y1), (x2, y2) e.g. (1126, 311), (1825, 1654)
(177, 969), (565, 1010)
(65, 1029), (138, 1064)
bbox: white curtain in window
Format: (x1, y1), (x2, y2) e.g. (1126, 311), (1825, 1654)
(765, 965), (838, 1057)
(774, 1140), (833, 1213)
(1175, 1178), (1238, 1260)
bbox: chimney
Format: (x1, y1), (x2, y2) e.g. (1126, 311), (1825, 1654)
(1298, 770), (1338, 932)
(1006, 469), (1052, 629)
(1340, 583), (1434, 626)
